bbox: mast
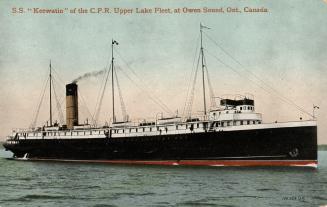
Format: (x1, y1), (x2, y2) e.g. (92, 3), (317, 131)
(111, 40), (119, 123)
(200, 23), (207, 116)
(49, 60), (53, 126)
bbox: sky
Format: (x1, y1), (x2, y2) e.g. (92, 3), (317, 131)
(0, 0), (326, 144)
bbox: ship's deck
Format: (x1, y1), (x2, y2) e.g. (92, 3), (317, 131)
(7, 120), (316, 141)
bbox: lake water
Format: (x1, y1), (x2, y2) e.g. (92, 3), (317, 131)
(0, 148), (326, 207)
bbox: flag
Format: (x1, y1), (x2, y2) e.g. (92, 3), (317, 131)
(112, 40), (119, 45)
(200, 23), (210, 30)
(314, 105), (319, 109)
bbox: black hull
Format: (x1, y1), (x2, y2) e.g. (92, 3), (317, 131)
(3, 126), (317, 166)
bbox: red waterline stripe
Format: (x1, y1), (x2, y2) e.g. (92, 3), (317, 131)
(25, 158), (318, 167)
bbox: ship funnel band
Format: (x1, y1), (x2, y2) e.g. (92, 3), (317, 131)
(66, 83), (78, 96)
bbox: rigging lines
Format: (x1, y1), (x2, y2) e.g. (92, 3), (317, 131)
(115, 49), (174, 116)
(114, 65), (128, 122)
(30, 64), (66, 128)
(183, 27), (216, 120)
(93, 65), (111, 125)
(203, 31), (313, 117)
(30, 76), (49, 128)
(183, 50), (201, 119)
(182, 33), (201, 119)
(52, 80), (65, 124)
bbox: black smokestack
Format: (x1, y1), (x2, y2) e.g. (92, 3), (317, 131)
(66, 83), (78, 129)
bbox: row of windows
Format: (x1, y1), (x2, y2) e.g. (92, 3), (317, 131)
(240, 106), (254, 110)
(22, 120), (261, 137)
(23, 123), (205, 137)
(213, 120), (261, 127)
(23, 130), (106, 137)
(213, 106), (255, 116)
(113, 123), (202, 134)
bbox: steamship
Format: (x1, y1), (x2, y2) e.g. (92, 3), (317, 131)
(3, 25), (317, 167)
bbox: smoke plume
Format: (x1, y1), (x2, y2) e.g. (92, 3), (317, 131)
(72, 69), (106, 83)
